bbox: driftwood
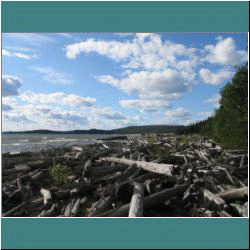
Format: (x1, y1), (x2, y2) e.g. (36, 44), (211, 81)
(96, 182), (190, 217)
(2, 133), (248, 217)
(100, 157), (173, 176)
(217, 187), (248, 202)
(129, 183), (144, 217)
(201, 189), (227, 210)
(2, 202), (27, 217)
(40, 188), (52, 205)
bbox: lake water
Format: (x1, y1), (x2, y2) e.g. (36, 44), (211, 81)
(1, 133), (137, 154)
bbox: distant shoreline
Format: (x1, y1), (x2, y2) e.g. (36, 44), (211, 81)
(2, 125), (185, 135)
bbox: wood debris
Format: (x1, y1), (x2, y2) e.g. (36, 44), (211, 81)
(2, 133), (248, 217)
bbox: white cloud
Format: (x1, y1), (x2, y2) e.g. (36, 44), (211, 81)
(97, 69), (193, 99)
(2, 49), (38, 60)
(202, 37), (247, 65)
(198, 111), (214, 119)
(65, 33), (198, 71)
(31, 67), (73, 85)
(199, 68), (235, 85)
(3, 114), (34, 123)
(205, 94), (221, 108)
(5, 33), (55, 47)
(49, 111), (88, 125)
(2, 75), (22, 96)
(165, 108), (191, 120)
(120, 99), (171, 113)
(20, 92), (96, 107)
(2, 104), (13, 111)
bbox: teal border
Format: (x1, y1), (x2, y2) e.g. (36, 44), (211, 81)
(1, 1), (249, 249)
(1, 1), (249, 32)
(2, 218), (249, 249)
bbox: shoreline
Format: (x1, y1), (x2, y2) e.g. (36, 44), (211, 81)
(2, 133), (248, 217)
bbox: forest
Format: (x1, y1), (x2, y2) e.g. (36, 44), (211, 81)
(181, 63), (248, 150)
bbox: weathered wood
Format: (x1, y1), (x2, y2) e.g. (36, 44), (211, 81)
(230, 202), (248, 217)
(71, 199), (81, 217)
(201, 189), (227, 210)
(217, 187), (248, 202)
(100, 157), (173, 176)
(40, 188), (52, 205)
(216, 210), (233, 217)
(129, 183), (144, 217)
(39, 203), (58, 217)
(88, 196), (112, 217)
(2, 202), (27, 217)
(96, 182), (190, 217)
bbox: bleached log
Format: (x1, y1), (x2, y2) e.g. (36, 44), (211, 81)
(40, 188), (52, 205)
(129, 183), (144, 217)
(217, 187), (248, 202)
(96, 182), (190, 217)
(88, 196), (112, 217)
(230, 202), (248, 217)
(71, 199), (81, 217)
(201, 189), (227, 209)
(99, 157), (173, 176)
(39, 203), (58, 217)
(216, 210), (233, 217)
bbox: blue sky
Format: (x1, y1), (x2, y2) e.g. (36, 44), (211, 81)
(1, 33), (248, 131)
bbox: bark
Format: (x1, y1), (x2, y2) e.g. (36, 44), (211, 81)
(99, 157), (173, 176)
(129, 183), (144, 217)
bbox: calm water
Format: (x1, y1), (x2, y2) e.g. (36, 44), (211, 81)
(1, 133), (137, 154)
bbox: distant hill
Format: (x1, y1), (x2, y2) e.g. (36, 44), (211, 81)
(3, 125), (186, 135)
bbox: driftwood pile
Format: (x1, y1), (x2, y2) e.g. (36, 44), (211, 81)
(2, 134), (248, 217)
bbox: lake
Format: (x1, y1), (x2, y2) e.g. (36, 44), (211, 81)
(1, 133), (137, 154)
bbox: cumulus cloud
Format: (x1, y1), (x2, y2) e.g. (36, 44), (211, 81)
(205, 94), (221, 108)
(20, 92), (96, 107)
(199, 68), (235, 85)
(31, 67), (73, 85)
(2, 75), (22, 96)
(120, 99), (171, 113)
(165, 108), (191, 121)
(92, 107), (126, 120)
(98, 69), (193, 99)
(198, 111), (214, 119)
(2, 49), (38, 60)
(2, 104), (13, 111)
(3, 114), (34, 123)
(49, 112), (88, 125)
(65, 33), (197, 71)
(202, 37), (247, 65)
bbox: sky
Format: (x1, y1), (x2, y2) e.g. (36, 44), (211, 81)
(1, 32), (248, 132)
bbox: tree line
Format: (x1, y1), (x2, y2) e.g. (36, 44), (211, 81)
(181, 63), (248, 150)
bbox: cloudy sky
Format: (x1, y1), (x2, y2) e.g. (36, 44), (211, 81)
(1, 33), (248, 131)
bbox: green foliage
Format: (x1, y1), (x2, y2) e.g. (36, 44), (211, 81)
(49, 162), (70, 185)
(182, 63), (248, 150)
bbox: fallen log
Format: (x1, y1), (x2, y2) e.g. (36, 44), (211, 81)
(129, 183), (144, 217)
(201, 189), (227, 210)
(71, 199), (81, 217)
(230, 202), (248, 217)
(2, 202), (27, 217)
(40, 188), (52, 205)
(217, 187), (248, 202)
(96, 182), (190, 217)
(99, 157), (173, 176)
